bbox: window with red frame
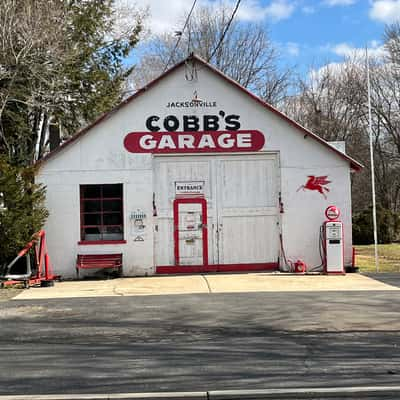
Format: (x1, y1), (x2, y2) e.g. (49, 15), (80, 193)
(80, 184), (123, 242)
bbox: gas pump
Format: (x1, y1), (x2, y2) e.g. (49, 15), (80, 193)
(323, 205), (344, 274)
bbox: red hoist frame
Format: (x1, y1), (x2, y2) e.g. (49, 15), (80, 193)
(1, 230), (59, 288)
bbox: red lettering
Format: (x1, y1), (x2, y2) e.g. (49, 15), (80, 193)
(124, 130), (265, 154)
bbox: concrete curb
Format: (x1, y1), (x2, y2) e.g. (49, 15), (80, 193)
(210, 386), (400, 398)
(2, 386), (400, 399)
(0, 394), (205, 400)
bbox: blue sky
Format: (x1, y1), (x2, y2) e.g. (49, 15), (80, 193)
(131, 0), (400, 73)
(266, 0), (387, 71)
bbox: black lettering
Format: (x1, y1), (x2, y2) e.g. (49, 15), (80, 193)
(225, 114), (241, 130)
(203, 115), (219, 131)
(163, 115), (180, 131)
(146, 115), (160, 132)
(183, 115), (200, 131)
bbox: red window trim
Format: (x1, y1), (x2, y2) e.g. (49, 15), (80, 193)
(80, 184), (124, 242)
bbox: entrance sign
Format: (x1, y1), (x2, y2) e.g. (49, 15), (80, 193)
(124, 130), (265, 154)
(175, 181), (204, 197)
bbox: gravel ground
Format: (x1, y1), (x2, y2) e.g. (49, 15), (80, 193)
(0, 288), (23, 302)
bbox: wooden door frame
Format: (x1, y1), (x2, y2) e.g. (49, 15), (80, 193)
(173, 197), (208, 266)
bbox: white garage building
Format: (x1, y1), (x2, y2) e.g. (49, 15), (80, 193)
(36, 55), (362, 278)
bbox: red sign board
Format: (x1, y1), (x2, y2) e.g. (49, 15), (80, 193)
(325, 205), (340, 221)
(123, 130), (265, 154)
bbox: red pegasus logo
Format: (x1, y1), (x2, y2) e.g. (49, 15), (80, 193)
(297, 176), (331, 199)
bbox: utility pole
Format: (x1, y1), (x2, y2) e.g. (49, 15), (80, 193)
(366, 46), (379, 272)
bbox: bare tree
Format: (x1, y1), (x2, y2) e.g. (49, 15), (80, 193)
(282, 59), (373, 212)
(283, 60), (366, 142)
(129, 3), (291, 106)
(368, 57), (400, 212)
(0, 0), (65, 161)
(0, 0), (144, 165)
(384, 22), (400, 65)
(283, 50), (400, 220)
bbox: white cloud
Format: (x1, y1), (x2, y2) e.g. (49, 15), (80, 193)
(262, 0), (296, 21)
(369, 0), (400, 23)
(331, 42), (386, 58)
(323, 0), (356, 5)
(132, 0), (189, 34)
(309, 62), (344, 84)
(287, 42), (300, 56)
(302, 6), (316, 14)
(211, 0), (297, 23)
(132, 0), (297, 34)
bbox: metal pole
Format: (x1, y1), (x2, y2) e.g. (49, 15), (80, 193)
(366, 47), (379, 272)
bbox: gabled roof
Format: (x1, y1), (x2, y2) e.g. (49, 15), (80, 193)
(37, 54), (363, 171)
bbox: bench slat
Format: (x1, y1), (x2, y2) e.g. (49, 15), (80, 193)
(76, 253), (122, 277)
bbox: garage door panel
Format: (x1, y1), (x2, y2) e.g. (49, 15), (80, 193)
(220, 158), (277, 208)
(154, 218), (174, 266)
(219, 207), (277, 217)
(217, 155), (279, 265)
(156, 160), (211, 211)
(155, 154), (280, 268)
(220, 215), (278, 264)
(178, 202), (203, 265)
(155, 157), (214, 266)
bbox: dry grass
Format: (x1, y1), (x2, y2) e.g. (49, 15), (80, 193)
(355, 244), (400, 273)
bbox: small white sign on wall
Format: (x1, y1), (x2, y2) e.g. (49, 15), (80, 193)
(175, 181), (204, 197)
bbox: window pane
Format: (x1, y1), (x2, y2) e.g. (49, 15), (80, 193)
(82, 185), (101, 198)
(103, 226), (123, 240)
(84, 200), (101, 212)
(103, 184), (122, 198)
(105, 226), (123, 234)
(103, 199), (121, 212)
(103, 213), (122, 225)
(83, 227), (101, 241)
(84, 213), (101, 225)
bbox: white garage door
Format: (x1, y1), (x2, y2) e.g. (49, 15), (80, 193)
(154, 154), (280, 267)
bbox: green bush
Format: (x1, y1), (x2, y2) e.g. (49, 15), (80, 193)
(0, 157), (48, 265)
(353, 206), (400, 245)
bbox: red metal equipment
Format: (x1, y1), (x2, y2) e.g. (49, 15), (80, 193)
(0, 230), (59, 288)
(293, 259), (307, 273)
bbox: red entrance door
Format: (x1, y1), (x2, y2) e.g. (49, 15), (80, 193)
(173, 198), (208, 266)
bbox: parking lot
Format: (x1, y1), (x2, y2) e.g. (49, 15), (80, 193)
(0, 273), (400, 398)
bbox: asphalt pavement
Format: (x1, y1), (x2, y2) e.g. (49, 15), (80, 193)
(1, 288), (400, 397)
(364, 273), (400, 288)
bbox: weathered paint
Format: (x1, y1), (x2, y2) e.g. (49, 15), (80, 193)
(36, 58), (357, 278)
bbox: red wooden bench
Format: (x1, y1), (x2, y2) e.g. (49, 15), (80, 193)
(76, 253), (122, 278)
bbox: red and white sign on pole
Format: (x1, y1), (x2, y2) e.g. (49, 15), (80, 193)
(124, 130), (265, 154)
(325, 205), (340, 221)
